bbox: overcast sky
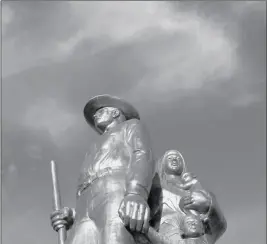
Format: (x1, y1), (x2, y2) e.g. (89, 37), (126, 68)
(1, 1), (266, 244)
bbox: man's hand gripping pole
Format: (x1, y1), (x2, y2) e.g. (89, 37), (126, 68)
(50, 160), (67, 244)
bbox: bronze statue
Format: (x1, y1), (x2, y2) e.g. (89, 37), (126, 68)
(50, 95), (227, 244)
(51, 95), (155, 244)
(146, 150), (227, 244)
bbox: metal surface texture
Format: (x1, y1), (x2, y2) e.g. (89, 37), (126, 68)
(50, 95), (227, 244)
(51, 160), (67, 244)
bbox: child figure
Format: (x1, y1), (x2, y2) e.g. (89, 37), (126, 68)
(180, 214), (206, 240)
(177, 173), (210, 243)
(178, 172), (207, 241)
(177, 172), (199, 191)
(167, 171), (203, 192)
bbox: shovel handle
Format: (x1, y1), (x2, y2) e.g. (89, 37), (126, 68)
(51, 160), (66, 244)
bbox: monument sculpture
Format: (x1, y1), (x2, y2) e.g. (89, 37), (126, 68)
(146, 150), (226, 244)
(50, 94), (227, 244)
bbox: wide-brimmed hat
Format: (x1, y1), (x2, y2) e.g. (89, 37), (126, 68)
(84, 94), (140, 128)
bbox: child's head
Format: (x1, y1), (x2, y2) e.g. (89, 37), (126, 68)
(181, 172), (197, 183)
(163, 150), (185, 177)
(181, 214), (204, 238)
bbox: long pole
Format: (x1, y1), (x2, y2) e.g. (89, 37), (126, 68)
(50, 160), (67, 244)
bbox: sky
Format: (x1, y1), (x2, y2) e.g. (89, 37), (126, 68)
(1, 1), (266, 244)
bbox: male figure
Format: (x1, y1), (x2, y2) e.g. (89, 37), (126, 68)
(147, 150), (227, 244)
(51, 95), (155, 244)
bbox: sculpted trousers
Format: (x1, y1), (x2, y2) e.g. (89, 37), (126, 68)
(66, 174), (137, 244)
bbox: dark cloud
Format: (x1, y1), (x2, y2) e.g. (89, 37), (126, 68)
(3, 1), (80, 49)
(2, 1), (83, 76)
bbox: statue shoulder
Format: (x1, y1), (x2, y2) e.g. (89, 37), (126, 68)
(124, 118), (145, 129)
(124, 119), (150, 140)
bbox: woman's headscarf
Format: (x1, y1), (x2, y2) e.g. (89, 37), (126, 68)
(156, 149), (187, 183)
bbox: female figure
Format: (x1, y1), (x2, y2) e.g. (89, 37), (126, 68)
(147, 150), (226, 244)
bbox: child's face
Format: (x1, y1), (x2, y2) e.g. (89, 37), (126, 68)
(182, 215), (204, 235)
(164, 153), (184, 176)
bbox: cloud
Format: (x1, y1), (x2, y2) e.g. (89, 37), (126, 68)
(2, 4), (14, 35)
(56, 2), (182, 54)
(2, 1), (80, 76)
(52, 2), (239, 106)
(23, 98), (78, 146)
(166, 1), (266, 108)
(3, 2), (264, 109)
(126, 15), (237, 104)
(62, 1), (238, 95)
(3, 2), (237, 74)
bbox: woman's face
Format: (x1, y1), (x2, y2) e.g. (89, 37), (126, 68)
(164, 152), (184, 176)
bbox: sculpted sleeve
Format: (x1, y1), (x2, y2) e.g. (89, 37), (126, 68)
(202, 191), (227, 243)
(125, 119), (155, 200)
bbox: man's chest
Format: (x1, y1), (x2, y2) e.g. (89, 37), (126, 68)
(92, 131), (126, 158)
(80, 130), (131, 174)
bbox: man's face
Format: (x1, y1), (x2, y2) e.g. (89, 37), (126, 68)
(164, 153), (184, 176)
(94, 107), (117, 131)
